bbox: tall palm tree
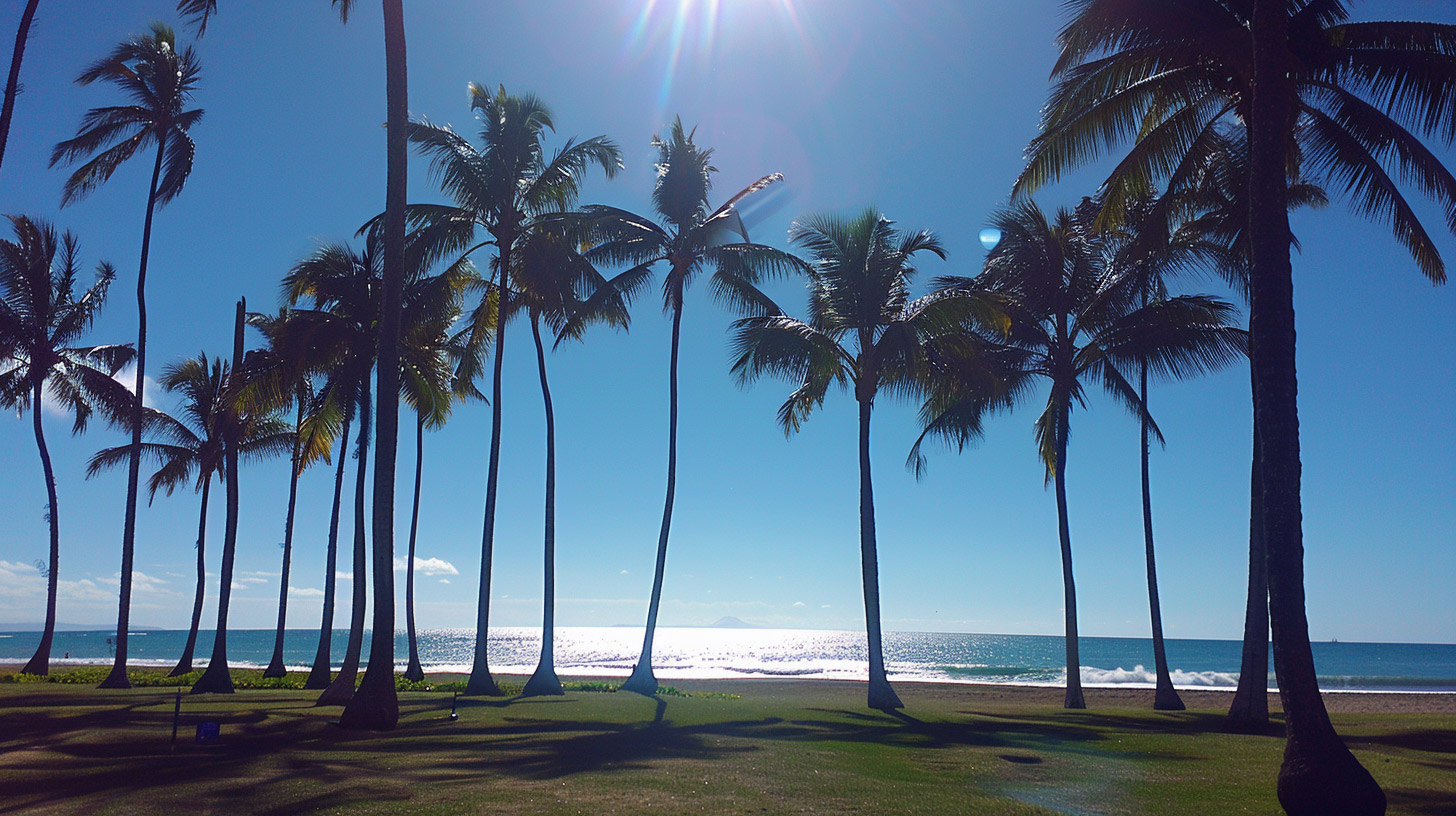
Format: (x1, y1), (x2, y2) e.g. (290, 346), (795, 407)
(1019, 2), (1452, 802)
(730, 210), (952, 711)
(87, 352), (290, 677)
(569, 119), (796, 695)
(0, 0), (40, 174)
(0, 215), (134, 676)
(282, 243), (385, 706)
(506, 227), (634, 698)
(405, 85), (620, 696)
(398, 288), (473, 683)
(51, 22), (202, 690)
(239, 309), (342, 681)
(923, 202), (1244, 710)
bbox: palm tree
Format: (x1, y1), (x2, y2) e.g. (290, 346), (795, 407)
(86, 351), (292, 678)
(405, 85), (620, 696)
(51, 22), (202, 690)
(503, 226), (634, 697)
(922, 202), (1244, 710)
(398, 290), (473, 683)
(0, 215), (134, 676)
(730, 210), (954, 711)
(1020, 3), (1453, 801)
(281, 243), (385, 706)
(568, 118), (796, 695)
(238, 309), (342, 680)
(0, 0), (40, 174)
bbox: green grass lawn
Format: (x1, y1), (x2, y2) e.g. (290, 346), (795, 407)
(1, 676), (1452, 815)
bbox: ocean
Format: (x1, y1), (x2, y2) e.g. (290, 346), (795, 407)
(3, 627), (1453, 692)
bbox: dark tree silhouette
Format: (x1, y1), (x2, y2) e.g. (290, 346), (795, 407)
(566, 119), (795, 695)
(51, 22), (202, 690)
(0, 216), (134, 676)
(0, 0), (40, 174)
(921, 202), (1244, 710)
(405, 85), (620, 696)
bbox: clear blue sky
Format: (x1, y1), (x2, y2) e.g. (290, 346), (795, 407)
(1, 0), (1451, 644)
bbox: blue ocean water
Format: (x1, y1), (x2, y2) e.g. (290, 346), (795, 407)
(2, 627), (1452, 692)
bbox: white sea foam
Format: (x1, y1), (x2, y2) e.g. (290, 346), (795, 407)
(1080, 664), (1240, 688)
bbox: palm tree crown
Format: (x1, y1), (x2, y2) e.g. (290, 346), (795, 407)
(50, 22), (202, 208)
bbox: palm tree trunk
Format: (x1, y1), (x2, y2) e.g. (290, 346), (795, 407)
(1249, 4), (1383, 812)
(264, 392), (306, 679)
(465, 274), (507, 697)
(623, 301), (683, 696)
(305, 405), (352, 689)
(1227, 366), (1270, 732)
(1054, 398), (1085, 710)
(100, 138), (167, 690)
(858, 393), (902, 711)
(21, 378), (59, 676)
(320, 378), (370, 706)
(341, 0), (406, 731)
(402, 412), (425, 682)
(1141, 364), (1183, 711)
(170, 475), (211, 676)
(191, 299), (247, 695)
(0, 0), (40, 175)
(523, 315), (563, 697)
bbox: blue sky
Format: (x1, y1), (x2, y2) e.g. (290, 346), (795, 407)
(1, 0), (1451, 645)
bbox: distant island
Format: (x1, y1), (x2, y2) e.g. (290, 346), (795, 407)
(707, 617), (760, 629)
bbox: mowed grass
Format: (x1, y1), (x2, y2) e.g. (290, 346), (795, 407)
(0, 676), (1452, 816)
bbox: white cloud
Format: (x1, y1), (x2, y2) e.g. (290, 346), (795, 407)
(792, 601), (806, 607)
(335, 571), (353, 582)
(390, 556), (459, 576)
(439, 579), (450, 584)
(238, 577), (268, 585)
(288, 586), (325, 598)
(619, 569), (629, 575)
(96, 570), (172, 596)
(113, 364), (163, 410)
(821, 605), (832, 609)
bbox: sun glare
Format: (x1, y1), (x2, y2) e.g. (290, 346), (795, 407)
(626, 0), (810, 108)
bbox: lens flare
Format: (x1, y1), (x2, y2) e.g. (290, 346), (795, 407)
(978, 228), (1002, 250)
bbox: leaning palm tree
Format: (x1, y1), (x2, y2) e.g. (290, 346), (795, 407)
(0, 215), (134, 676)
(404, 85), (621, 696)
(50, 22), (202, 690)
(0, 0), (40, 174)
(568, 118), (796, 695)
(86, 351), (292, 677)
(922, 202), (1244, 710)
(1019, 3), (1453, 802)
(730, 210), (953, 711)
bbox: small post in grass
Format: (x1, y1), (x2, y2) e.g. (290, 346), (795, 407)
(449, 692), (458, 721)
(170, 690), (182, 750)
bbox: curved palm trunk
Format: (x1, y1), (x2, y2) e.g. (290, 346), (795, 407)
(305, 407), (353, 689)
(1227, 369), (1270, 732)
(21, 378), (59, 676)
(523, 316), (563, 697)
(1140, 365), (1183, 711)
(264, 394), (306, 678)
(342, 0), (406, 731)
(402, 413), (425, 682)
(623, 302), (683, 696)
(170, 475), (211, 676)
(320, 379), (370, 706)
(465, 280), (507, 697)
(1249, 4), (1383, 811)
(1054, 398), (1085, 710)
(191, 300), (247, 695)
(100, 139), (167, 690)
(858, 394), (902, 711)
(0, 0), (40, 174)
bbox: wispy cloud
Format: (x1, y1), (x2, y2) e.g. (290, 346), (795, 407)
(391, 556), (459, 576)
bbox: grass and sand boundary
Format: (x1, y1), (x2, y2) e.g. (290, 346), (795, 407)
(2, 665), (1453, 814)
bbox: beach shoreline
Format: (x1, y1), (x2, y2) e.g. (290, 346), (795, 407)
(7, 662), (1454, 715)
